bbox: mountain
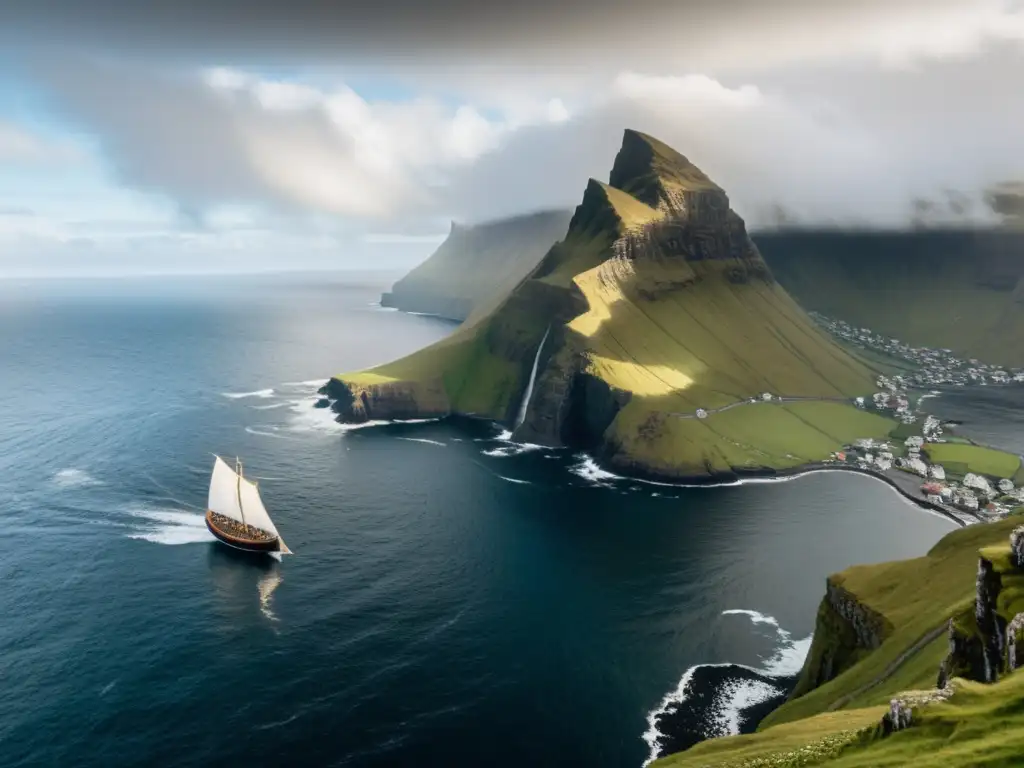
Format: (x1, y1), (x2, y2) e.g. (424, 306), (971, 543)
(322, 130), (890, 481)
(758, 229), (1024, 367)
(380, 210), (572, 322)
(653, 516), (1024, 767)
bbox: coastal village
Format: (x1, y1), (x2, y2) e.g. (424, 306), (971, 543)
(810, 313), (1024, 526)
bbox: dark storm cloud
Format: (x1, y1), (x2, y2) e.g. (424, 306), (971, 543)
(0, 0), (994, 71)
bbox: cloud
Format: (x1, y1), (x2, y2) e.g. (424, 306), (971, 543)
(3, 0), (1024, 77)
(442, 62), (1024, 227)
(0, 120), (81, 165)
(30, 59), (569, 220)
(0, 206), (36, 216)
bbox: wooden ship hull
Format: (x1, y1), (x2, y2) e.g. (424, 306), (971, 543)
(205, 509), (282, 554)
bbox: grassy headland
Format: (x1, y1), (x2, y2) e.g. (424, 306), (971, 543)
(653, 516), (1024, 767)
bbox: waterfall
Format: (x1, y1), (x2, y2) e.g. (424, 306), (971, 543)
(515, 325), (551, 429)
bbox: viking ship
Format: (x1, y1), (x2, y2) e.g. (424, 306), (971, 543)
(205, 455), (291, 555)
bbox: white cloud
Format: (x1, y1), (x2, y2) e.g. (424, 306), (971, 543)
(0, 120), (82, 165)
(35, 61), (572, 220)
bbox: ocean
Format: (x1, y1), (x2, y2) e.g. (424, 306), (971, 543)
(0, 273), (959, 767)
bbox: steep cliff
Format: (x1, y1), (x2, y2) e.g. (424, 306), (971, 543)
(654, 517), (1024, 768)
(326, 130), (892, 480)
(380, 209), (572, 322)
(756, 229), (1024, 367)
(762, 516), (1024, 731)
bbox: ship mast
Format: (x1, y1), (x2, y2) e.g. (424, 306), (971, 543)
(235, 457), (247, 526)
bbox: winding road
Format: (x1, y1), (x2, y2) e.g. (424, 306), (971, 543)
(825, 622), (950, 712)
(667, 395), (856, 419)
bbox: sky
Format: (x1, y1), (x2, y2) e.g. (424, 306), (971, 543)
(1, 0), (1023, 276)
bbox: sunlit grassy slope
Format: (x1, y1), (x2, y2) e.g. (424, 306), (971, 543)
(654, 517), (1024, 767)
(332, 130), (882, 476)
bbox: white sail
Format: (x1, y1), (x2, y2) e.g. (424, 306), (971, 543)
(238, 476), (279, 537)
(208, 456), (244, 523)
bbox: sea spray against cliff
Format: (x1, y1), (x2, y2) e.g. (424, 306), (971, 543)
(641, 609), (813, 766)
(514, 324), (551, 429)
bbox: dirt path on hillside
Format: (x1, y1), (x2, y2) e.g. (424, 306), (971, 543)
(825, 622), (949, 712)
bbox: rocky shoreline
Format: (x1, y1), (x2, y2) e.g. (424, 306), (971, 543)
(314, 385), (976, 527)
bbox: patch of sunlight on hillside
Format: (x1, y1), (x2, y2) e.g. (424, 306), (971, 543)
(338, 371), (400, 386)
(588, 355), (693, 396)
(568, 260), (634, 338)
(599, 181), (661, 230)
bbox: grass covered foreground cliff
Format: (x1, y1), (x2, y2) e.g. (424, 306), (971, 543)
(651, 518), (1024, 767)
(322, 129), (892, 481)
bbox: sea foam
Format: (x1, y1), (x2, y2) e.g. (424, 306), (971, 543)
(124, 506), (214, 546)
(221, 388), (275, 400)
(52, 468), (102, 488)
(641, 609), (813, 766)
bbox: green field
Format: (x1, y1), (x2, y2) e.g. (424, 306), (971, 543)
(656, 672), (1024, 767)
(922, 443), (1022, 480)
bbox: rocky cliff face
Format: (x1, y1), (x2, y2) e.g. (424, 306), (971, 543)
(939, 528), (1024, 687)
(790, 578), (891, 699)
(381, 210), (572, 322)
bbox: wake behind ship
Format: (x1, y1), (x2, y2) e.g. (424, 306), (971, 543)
(206, 455), (291, 554)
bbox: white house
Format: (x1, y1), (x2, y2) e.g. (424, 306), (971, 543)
(696, 408), (708, 419)
(998, 478), (1015, 494)
(761, 392), (773, 402)
(854, 438), (875, 450)
(964, 473), (992, 494)
(905, 436), (924, 449)
(929, 465), (946, 481)
(908, 457), (929, 476)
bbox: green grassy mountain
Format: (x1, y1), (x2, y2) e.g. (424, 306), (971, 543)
(324, 130), (890, 480)
(380, 210), (572, 322)
(653, 516), (1024, 767)
(757, 230), (1024, 367)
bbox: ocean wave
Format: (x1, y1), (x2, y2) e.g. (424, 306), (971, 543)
(246, 425), (298, 440)
(496, 475), (531, 485)
(481, 444), (545, 457)
(124, 506), (214, 546)
(280, 379), (326, 388)
(705, 677), (783, 738)
(52, 468), (102, 488)
(641, 609), (813, 766)
(221, 388), (275, 399)
(569, 455), (623, 485)
(250, 402), (291, 411)
(396, 437), (447, 447)
(286, 397), (443, 435)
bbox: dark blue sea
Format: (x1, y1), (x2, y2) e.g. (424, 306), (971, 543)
(0, 273), (959, 767)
